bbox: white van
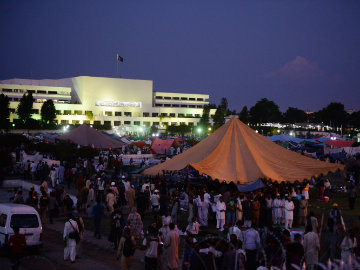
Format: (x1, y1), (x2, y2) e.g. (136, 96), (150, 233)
(0, 203), (42, 247)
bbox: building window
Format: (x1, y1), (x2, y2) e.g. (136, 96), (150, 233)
(105, 111), (112, 116)
(124, 121), (131, 125)
(169, 113), (175, 117)
(172, 104), (179, 107)
(94, 120), (101, 125)
(115, 111), (122, 116)
(143, 121), (150, 126)
(155, 96), (163, 99)
(114, 121), (121, 126)
(171, 122), (177, 126)
(195, 114), (200, 118)
(56, 110), (62, 115)
(143, 112), (150, 117)
(180, 122), (186, 125)
(85, 110), (93, 116)
(188, 122), (194, 126)
(164, 104), (171, 107)
(37, 90), (46, 94)
(153, 122), (159, 126)
(83, 120), (90, 124)
(197, 98), (204, 101)
(164, 96), (171, 100)
(13, 89), (24, 93)
(172, 97), (179, 100)
(48, 91), (57, 95)
(124, 112), (132, 117)
(186, 114), (193, 118)
(178, 113), (184, 118)
(2, 88), (12, 92)
(189, 105), (195, 108)
(162, 122), (168, 126)
(197, 105), (203, 108)
(31, 109), (39, 114)
(104, 121), (111, 126)
(61, 120), (69, 124)
(161, 113), (168, 117)
(155, 104), (162, 107)
(13, 98), (19, 101)
(181, 97), (188, 100)
(134, 121), (140, 125)
(189, 98), (195, 101)
(27, 90), (35, 94)
(152, 113), (158, 117)
(181, 105), (188, 108)
(74, 110), (82, 115)
(72, 120), (80, 125)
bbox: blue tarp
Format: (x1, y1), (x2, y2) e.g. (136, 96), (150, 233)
(267, 134), (304, 143)
(237, 179), (266, 193)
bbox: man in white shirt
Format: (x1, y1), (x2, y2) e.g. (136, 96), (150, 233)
(216, 196), (226, 231)
(273, 194), (283, 225)
(150, 190), (160, 213)
(284, 195), (295, 230)
(243, 225), (260, 270)
(63, 214), (79, 263)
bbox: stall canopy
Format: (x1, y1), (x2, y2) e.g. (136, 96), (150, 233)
(324, 139), (355, 148)
(57, 124), (125, 149)
(267, 134), (303, 143)
(151, 138), (175, 154)
(143, 117), (344, 184)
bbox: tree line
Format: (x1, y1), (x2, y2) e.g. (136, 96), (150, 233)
(199, 97), (360, 130)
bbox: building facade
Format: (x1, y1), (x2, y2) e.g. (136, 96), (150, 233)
(0, 76), (215, 129)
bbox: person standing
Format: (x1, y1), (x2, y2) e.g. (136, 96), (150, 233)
(348, 184), (357, 210)
(303, 225), (320, 270)
(236, 195), (243, 223)
(265, 194), (273, 226)
(284, 195), (294, 230)
(127, 185), (136, 209)
(39, 189), (49, 225)
(63, 214), (79, 263)
(117, 226), (136, 270)
(285, 233), (304, 270)
(226, 195), (236, 226)
(252, 196), (260, 227)
(143, 226), (160, 270)
(243, 224), (261, 270)
(49, 166), (58, 188)
(127, 207), (143, 239)
(106, 189), (117, 214)
(273, 194), (282, 225)
(329, 203), (343, 228)
(92, 198), (105, 239)
(299, 195), (308, 226)
(341, 230), (357, 265)
(110, 204), (125, 249)
(164, 223), (180, 270)
(216, 196), (226, 231)
(7, 226), (26, 270)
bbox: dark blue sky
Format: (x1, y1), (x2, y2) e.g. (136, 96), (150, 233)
(1, 0), (359, 111)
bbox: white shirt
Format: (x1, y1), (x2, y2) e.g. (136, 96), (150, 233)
(150, 194), (160, 206)
(216, 201), (226, 219)
(63, 219), (79, 246)
(243, 228), (260, 250)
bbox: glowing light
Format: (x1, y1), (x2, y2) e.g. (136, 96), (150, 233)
(277, 129), (280, 133)
(139, 127), (144, 132)
(208, 127), (211, 131)
(255, 130), (258, 133)
(197, 128), (202, 133)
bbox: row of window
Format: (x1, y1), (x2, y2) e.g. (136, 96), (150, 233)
(7, 97), (70, 103)
(59, 120), (196, 126)
(55, 110), (201, 118)
(0, 88), (69, 95)
(154, 103), (203, 108)
(155, 96), (206, 101)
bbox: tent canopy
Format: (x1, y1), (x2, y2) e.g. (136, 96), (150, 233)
(267, 134), (303, 143)
(57, 124), (125, 149)
(143, 117), (344, 184)
(151, 138), (175, 154)
(324, 139), (355, 148)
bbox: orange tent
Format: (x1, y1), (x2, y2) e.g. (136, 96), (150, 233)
(142, 117), (344, 183)
(57, 124), (125, 149)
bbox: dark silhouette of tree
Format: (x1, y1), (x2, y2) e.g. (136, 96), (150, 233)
(17, 93), (34, 124)
(0, 94), (10, 129)
(41, 99), (56, 124)
(284, 107), (307, 123)
(213, 97), (228, 129)
(238, 106), (249, 123)
(318, 102), (347, 127)
(249, 98), (282, 123)
(347, 111), (360, 128)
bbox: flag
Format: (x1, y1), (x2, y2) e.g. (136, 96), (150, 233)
(117, 54), (124, 62)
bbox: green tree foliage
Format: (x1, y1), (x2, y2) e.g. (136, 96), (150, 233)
(198, 104), (210, 129)
(318, 102), (347, 127)
(284, 107), (307, 123)
(167, 124), (192, 136)
(17, 93), (34, 124)
(41, 99), (56, 124)
(213, 97), (228, 129)
(238, 106), (249, 123)
(0, 93), (10, 129)
(249, 98), (282, 124)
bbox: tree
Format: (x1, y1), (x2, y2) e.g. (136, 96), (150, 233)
(212, 97), (228, 129)
(347, 111), (360, 128)
(198, 104), (210, 128)
(41, 99), (56, 124)
(0, 94), (10, 129)
(249, 98), (282, 124)
(238, 106), (249, 123)
(318, 102), (347, 127)
(284, 107), (307, 124)
(17, 93), (34, 124)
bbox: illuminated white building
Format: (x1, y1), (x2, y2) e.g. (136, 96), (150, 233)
(0, 76), (215, 129)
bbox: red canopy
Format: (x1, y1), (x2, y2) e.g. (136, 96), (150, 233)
(151, 138), (174, 154)
(324, 140), (355, 148)
(132, 141), (155, 154)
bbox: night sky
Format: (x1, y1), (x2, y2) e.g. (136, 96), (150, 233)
(1, 0), (359, 112)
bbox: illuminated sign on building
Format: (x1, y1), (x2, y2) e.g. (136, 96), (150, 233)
(95, 101), (142, 108)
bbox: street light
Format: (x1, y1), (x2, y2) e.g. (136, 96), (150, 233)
(208, 127), (211, 131)
(197, 127), (202, 133)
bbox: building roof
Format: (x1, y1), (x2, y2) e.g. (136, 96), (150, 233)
(143, 117), (344, 183)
